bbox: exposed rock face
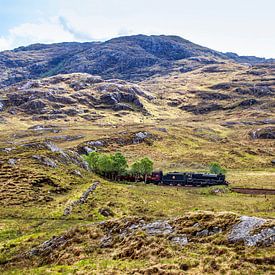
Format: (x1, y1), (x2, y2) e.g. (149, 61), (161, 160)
(228, 216), (275, 246)
(250, 127), (275, 139)
(32, 155), (58, 168)
(0, 73), (153, 119)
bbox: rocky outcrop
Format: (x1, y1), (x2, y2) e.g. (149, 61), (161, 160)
(23, 212), (275, 262)
(0, 73), (152, 119)
(77, 131), (157, 154)
(228, 216), (275, 246)
(250, 127), (275, 139)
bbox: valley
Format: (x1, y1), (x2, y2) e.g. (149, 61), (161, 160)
(0, 35), (274, 274)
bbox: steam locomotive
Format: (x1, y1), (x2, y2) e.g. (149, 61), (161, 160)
(146, 171), (227, 186)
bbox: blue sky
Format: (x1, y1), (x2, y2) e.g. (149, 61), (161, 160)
(0, 0), (274, 57)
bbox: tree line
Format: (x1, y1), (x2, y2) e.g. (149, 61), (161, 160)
(83, 151), (153, 182)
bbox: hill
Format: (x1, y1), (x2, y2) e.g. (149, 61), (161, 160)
(1, 34), (274, 88)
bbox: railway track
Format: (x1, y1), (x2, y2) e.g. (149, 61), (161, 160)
(231, 187), (275, 195)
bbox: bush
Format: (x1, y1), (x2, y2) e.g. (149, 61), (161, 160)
(209, 162), (226, 175)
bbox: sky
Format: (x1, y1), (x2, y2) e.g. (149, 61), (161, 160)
(0, 0), (274, 58)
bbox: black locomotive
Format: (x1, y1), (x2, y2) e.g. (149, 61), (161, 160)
(147, 171), (227, 186)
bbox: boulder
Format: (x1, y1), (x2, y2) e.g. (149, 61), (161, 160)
(250, 127), (275, 139)
(228, 216), (275, 246)
(142, 221), (173, 235)
(99, 207), (114, 217)
(170, 235), (188, 246)
(133, 131), (150, 144)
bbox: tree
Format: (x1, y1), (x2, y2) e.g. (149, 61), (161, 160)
(97, 154), (114, 178)
(130, 157), (154, 183)
(209, 162), (226, 175)
(139, 157), (154, 183)
(130, 160), (142, 182)
(83, 151), (100, 172)
(111, 152), (128, 180)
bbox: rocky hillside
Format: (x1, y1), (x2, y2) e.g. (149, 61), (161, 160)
(1, 34), (274, 88)
(0, 73), (154, 121)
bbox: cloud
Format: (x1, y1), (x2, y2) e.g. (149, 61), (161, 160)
(0, 37), (12, 51)
(0, 0), (274, 57)
(0, 17), (78, 51)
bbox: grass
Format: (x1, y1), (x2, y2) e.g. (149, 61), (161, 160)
(0, 62), (274, 273)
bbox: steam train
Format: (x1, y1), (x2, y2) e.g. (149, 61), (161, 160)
(146, 171), (228, 186)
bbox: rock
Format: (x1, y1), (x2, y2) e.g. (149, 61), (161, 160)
(83, 146), (94, 154)
(250, 127), (275, 139)
(71, 170), (82, 177)
(197, 91), (231, 100)
(234, 86), (274, 97)
(181, 103), (223, 114)
(99, 207), (114, 217)
(22, 99), (47, 114)
(0, 101), (4, 111)
(237, 98), (258, 107)
(8, 158), (17, 165)
(133, 131), (150, 144)
(100, 235), (113, 248)
(45, 142), (63, 153)
(88, 140), (104, 147)
(19, 81), (40, 90)
(63, 108), (81, 116)
(63, 182), (99, 216)
(113, 103), (134, 111)
(32, 155), (58, 168)
(155, 127), (167, 133)
(196, 229), (209, 237)
(228, 216), (275, 246)
(28, 235), (67, 257)
(142, 221), (173, 235)
(170, 235), (188, 246)
(28, 124), (61, 133)
(0, 116), (6, 123)
(210, 83), (231, 90)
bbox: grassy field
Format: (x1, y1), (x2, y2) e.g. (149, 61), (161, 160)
(0, 179), (274, 274)
(0, 62), (274, 273)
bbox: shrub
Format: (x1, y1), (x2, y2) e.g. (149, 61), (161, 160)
(209, 162), (226, 175)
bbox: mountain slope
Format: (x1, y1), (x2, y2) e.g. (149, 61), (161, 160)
(0, 34), (264, 88)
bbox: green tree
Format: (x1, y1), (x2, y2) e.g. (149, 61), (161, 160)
(111, 152), (128, 180)
(83, 151), (100, 172)
(97, 154), (114, 178)
(130, 157), (154, 183)
(139, 157), (154, 183)
(130, 160), (142, 181)
(209, 162), (226, 175)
